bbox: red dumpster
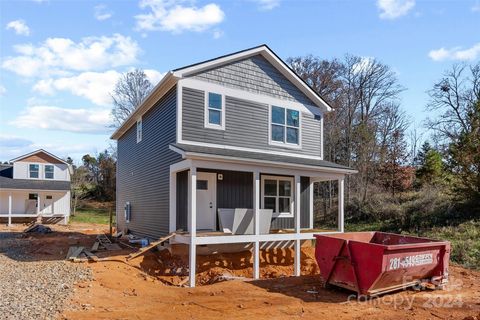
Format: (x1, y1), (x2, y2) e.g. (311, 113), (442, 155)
(314, 232), (450, 296)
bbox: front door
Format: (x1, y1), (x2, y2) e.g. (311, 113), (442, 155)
(196, 172), (217, 230)
(43, 195), (53, 214)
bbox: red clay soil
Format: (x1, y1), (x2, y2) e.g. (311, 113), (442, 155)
(2, 223), (479, 319)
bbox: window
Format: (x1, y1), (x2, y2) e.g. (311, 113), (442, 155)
(45, 165), (54, 179)
(270, 106), (300, 145)
(205, 92), (225, 129)
(29, 164), (39, 178)
(46, 195), (53, 200)
(136, 118), (142, 143)
(197, 180), (208, 190)
(261, 175), (294, 217)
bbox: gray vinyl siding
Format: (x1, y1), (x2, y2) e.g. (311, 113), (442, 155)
(176, 170), (310, 231)
(116, 86), (180, 239)
(189, 54), (315, 106)
(182, 87), (322, 157)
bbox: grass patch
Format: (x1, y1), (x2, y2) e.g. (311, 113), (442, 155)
(70, 207), (112, 225)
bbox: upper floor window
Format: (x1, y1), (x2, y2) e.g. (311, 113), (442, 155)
(270, 106), (300, 145)
(136, 118), (142, 143)
(205, 92), (225, 130)
(45, 165), (54, 179)
(29, 164), (39, 178)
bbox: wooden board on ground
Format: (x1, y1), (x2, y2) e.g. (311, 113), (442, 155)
(127, 233), (175, 261)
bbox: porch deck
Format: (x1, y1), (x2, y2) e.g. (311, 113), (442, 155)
(173, 228), (340, 245)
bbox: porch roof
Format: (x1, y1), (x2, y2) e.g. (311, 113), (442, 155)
(170, 143), (356, 174)
(0, 166), (70, 191)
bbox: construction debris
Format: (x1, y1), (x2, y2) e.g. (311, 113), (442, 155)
(66, 246), (99, 262)
(91, 233), (122, 252)
(127, 232), (175, 261)
(24, 224), (52, 234)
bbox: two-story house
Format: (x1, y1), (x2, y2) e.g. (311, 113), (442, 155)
(0, 149), (71, 225)
(111, 45), (356, 287)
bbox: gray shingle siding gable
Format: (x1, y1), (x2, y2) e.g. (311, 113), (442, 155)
(116, 86), (180, 239)
(182, 87), (322, 157)
(189, 54), (315, 106)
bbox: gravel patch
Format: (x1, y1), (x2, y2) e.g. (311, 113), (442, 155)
(0, 232), (93, 320)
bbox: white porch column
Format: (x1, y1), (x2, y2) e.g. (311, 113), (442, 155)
(8, 192), (12, 226)
(169, 171), (177, 233)
(294, 175), (301, 277)
(253, 170), (260, 280)
(309, 179), (314, 229)
(188, 166), (197, 287)
(338, 178), (345, 233)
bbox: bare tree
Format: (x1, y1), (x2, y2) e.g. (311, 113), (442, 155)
(111, 69), (153, 128)
(425, 63), (480, 143)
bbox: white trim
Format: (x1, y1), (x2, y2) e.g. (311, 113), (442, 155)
(294, 175), (301, 232)
(169, 147), (357, 175)
(179, 78), (322, 116)
(338, 178), (345, 233)
(294, 239), (301, 276)
(320, 116), (324, 160)
(177, 84), (183, 143)
(8, 192), (12, 226)
(188, 166), (197, 288)
(309, 179), (314, 229)
(268, 105), (302, 149)
(203, 91), (226, 130)
(261, 174), (294, 218)
(173, 45), (332, 112)
(10, 149), (68, 164)
(177, 140), (322, 160)
(173, 231), (341, 245)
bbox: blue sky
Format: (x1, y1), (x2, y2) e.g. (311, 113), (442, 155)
(1, 0), (479, 162)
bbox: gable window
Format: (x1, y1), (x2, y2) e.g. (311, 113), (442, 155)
(261, 175), (294, 218)
(136, 118), (142, 143)
(270, 106), (300, 145)
(29, 164), (39, 178)
(45, 165), (54, 179)
(205, 92), (225, 130)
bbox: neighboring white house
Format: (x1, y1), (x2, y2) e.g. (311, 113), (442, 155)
(0, 149), (71, 225)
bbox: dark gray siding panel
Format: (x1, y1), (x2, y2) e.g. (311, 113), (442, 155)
(116, 86), (181, 239)
(190, 54), (315, 106)
(182, 87), (321, 157)
(176, 170), (188, 231)
(176, 170), (310, 232)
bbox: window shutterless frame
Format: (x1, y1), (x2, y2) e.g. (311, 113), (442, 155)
(44, 164), (54, 179)
(268, 105), (302, 149)
(260, 175), (295, 218)
(204, 91), (226, 130)
(29, 163), (40, 179)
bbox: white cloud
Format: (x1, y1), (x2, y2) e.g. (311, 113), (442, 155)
(428, 43), (480, 61)
(253, 0), (280, 10)
(11, 106), (111, 134)
(135, 0), (225, 33)
(33, 69), (164, 105)
(0, 85), (6, 96)
(377, 0), (415, 19)
(94, 4), (113, 21)
(6, 20), (30, 36)
(352, 57), (374, 74)
(2, 34), (140, 77)
(472, 1), (480, 12)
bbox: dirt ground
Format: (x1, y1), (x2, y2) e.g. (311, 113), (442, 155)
(1, 223), (479, 320)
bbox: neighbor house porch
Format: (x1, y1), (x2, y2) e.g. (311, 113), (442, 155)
(169, 144), (356, 287)
(0, 189), (70, 225)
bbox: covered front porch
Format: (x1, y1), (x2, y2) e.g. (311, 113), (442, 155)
(169, 145), (356, 287)
(0, 189), (70, 225)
